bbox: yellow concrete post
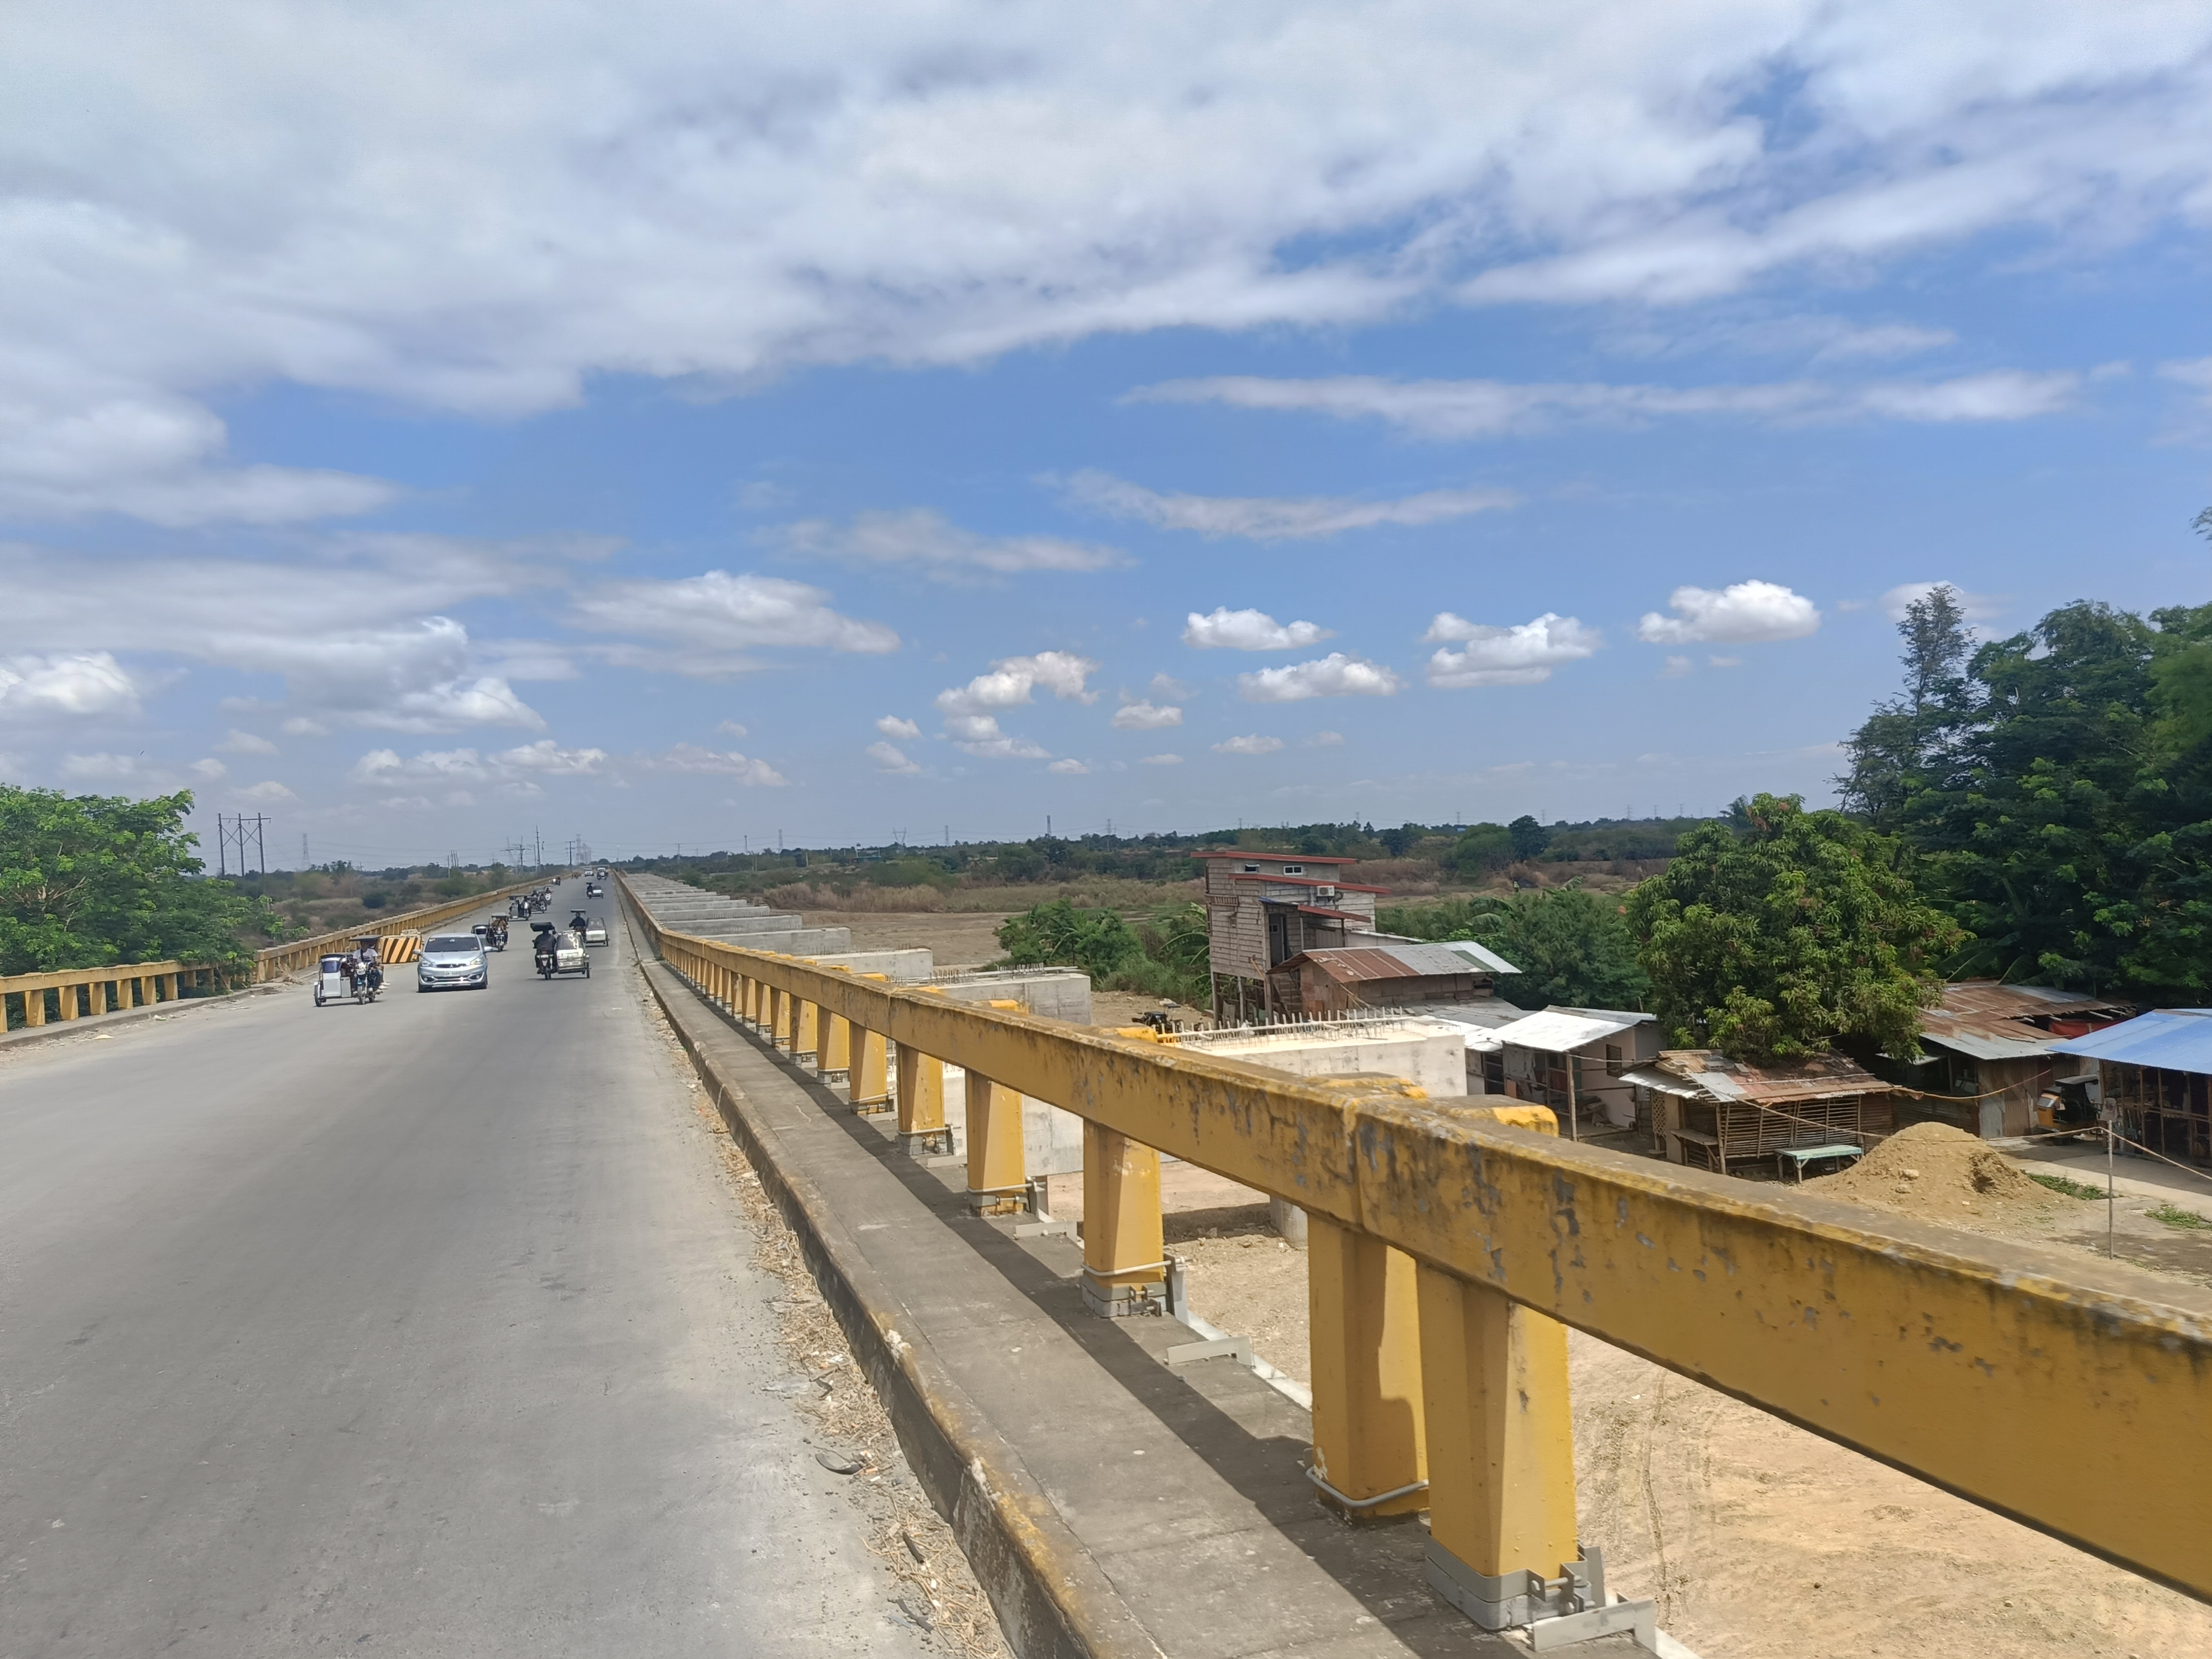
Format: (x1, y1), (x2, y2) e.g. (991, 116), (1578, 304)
(895, 1042), (951, 1154)
(21, 986), (43, 1026)
(742, 975), (760, 1025)
(1416, 1266), (1580, 1588)
(165, 971), (181, 1002)
(769, 985), (790, 1048)
(1080, 1121), (1166, 1317)
(1306, 1214), (1427, 1518)
(55, 979), (79, 1021)
(820, 1010), (852, 1077)
(964, 1071), (1027, 1213)
(849, 1026), (890, 1108)
(794, 999), (820, 1065)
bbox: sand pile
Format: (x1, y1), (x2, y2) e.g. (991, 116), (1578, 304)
(1807, 1119), (2054, 1223)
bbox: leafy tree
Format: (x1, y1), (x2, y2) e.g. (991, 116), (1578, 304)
(1452, 822), (1515, 875)
(994, 898), (1141, 982)
(0, 786), (270, 975)
(1114, 901), (1212, 1003)
(1625, 793), (1963, 1062)
(1507, 815), (1550, 860)
(1378, 888), (1646, 1011)
(1837, 584), (1976, 830)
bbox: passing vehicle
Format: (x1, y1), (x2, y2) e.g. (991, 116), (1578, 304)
(583, 917), (609, 947)
(535, 926), (591, 979)
(313, 951), (382, 1006)
(417, 933), (490, 993)
(585, 881), (604, 899)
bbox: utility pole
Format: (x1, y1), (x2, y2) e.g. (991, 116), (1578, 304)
(301, 832), (310, 869)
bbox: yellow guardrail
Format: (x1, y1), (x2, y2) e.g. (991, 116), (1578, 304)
(253, 877), (552, 981)
(623, 875), (2212, 1620)
(1, 959), (221, 1029)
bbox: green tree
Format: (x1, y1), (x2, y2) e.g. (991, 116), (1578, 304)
(0, 786), (270, 975)
(1625, 793), (1963, 1062)
(994, 898), (1140, 982)
(1507, 814), (1551, 860)
(1114, 901), (1212, 1003)
(1381, 888), (1646, 1010)
(1452, 822), (1515, 875)
(1837, 584), (1977, 830)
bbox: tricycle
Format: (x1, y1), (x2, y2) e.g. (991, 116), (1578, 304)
(313, 944), (384, 1006)
(533, 922), (591, 980)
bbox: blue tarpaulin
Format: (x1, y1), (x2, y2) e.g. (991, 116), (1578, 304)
(2053, 1009), (2212, 1073)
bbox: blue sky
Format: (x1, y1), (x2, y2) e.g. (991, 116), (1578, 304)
(3, 2), (2210, 865)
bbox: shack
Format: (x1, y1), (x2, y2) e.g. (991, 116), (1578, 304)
(2054, 1008), (2212, 1167)
(1910, 981), (2135, 1139)
(1194, 850), (1387, 1020)
(1266, 939), (1519, 1020)
(1621, 1050), (1903, 1173)
(1479, 1007), (1661, 1138)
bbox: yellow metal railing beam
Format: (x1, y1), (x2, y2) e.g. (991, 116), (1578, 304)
(634, 901), (2212, 1604)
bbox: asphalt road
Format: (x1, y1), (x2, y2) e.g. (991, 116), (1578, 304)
(0, 879), (928, 1658)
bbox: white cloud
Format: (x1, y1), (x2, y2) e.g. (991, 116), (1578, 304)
(1238, 654), (1404, 702)
(1662, 655), (1694, 677)
(936, 651), (1099, 720)
(1879, 581), (2005, 623)
(717, 721), (749, 738)
(1060, 470), (1514, 540)
(495, 739), (607, 775)
(281, 718), (331, 737)
(216, 728), (279, 754)
(1132, 371), (2081, 437)
(1183, 608), (1333, 651)
(1423, 612), (1602, 688)
(639, 744), (788, 786)
(61, 752), (144, 781)
(867, 740), (923, 775)
(1141, 752), (1185, 765)
(777, 510), (1126, 578)
(0, 651), (142, 718)
(190, 758), (226, 780)
(875, 714), (921, 740)
(1112, 699), (1182, 731)
(1213, 734), (1285, 755)
(0, 1), (2206, 536)
(1147, 673), (1193, 702)
(574, 570), (898, 675)
(1636, 581), (1820, 645)
(1046, 758), (1090, 775)
(1307, 730), (1344, 747)
(940, 713), (1052, 760)
(238, 780), (299, 804)
(349, 739), (603, 786)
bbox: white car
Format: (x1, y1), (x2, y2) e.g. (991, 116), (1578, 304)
(418, 934), (489, 992)
(583, 919), (609, 947)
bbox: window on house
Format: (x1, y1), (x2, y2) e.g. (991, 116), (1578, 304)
(1241, 863), (1260, 873)
(1283, 864), (1304, 875)
(1605, 1043), (1624, 1076)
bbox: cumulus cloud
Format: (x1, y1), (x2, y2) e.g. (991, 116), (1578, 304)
(717, 721), (749, 738)
(1636, 581), (1820, 645)
(1423, 612), (1602, 687)
(1132, 371), (2081, 437)
(935, 652), (1099, 731)
(190, 757), (227, 780)
(1238, 654), (1404, 702)
(237, 780), (299, 803)
(348, 738), (605, 785)
(0, 651), (142, 718)
(1183, 608), (1333, 651)
(867, 740), (923, 775)
(496, 739), (607, 775)
(61, 752), (146, 781)
(776, 509), (1126, 578)
(216, 727), (279, 754)
(1059, 471), (1514, 540)
(574, 570), (898, 675)
(1213, 734), (1285, 755)
(940, 713), (1052, 760)
(1046, 758), (1090, 775)
(639, 744), (789, 786)
(281, 718), (330, 737)
(875, 715), (922, 740)
(1111, 699), (1182, 731)
(1141, 752), (1185, 765)
(1661, 655), (1694, 677)
(1879, 581), (2005, 623)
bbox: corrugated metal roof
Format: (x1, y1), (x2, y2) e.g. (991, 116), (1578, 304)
(1916, 979), (2137, 1062)
(1291, 941), (1504, 982)
(1493, 1009), (1646, 1053)
(1619, 1063), (1703, 1097)
(1645, 1048), (1899, 1105)
(1296, 905), (1370, 921)
(2053, 1010), (2212, 1073)
(1431, 939), (1524, 975)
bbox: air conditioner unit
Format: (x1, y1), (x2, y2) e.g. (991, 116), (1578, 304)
(1314, 885), (1338, 900)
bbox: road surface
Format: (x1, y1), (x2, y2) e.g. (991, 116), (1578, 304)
(0, 879), (927, 1657)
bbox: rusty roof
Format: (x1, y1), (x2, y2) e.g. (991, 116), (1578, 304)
(1643, 1049), (1901, 1106)
(1919, 980), (2137, 1061)
(1286, 942), (1517, 982)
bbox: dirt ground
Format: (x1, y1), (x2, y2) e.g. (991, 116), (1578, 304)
(802, 910), (1013, 967)
(1139, 1123), (2212, 1659)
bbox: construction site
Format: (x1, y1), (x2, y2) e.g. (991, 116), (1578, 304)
(617, 856), (2212, 1659)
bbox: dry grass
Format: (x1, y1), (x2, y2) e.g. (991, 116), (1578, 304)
(638, 991), (1008, 1657)
(761, 877), (1196, 915)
